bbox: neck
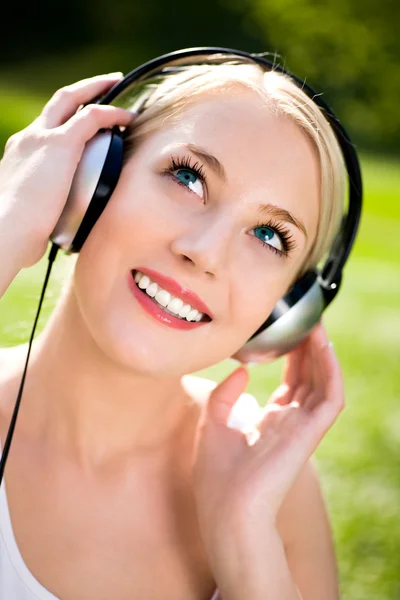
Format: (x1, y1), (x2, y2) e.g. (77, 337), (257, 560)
(7, 284), (197, 469)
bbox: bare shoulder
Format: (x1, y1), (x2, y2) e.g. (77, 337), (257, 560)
(0, 346), (9, 369)
(181, 374), (218, 407)
(181, 373), (259, 404)
(0, 344), (25, 369)
(276, 457), (329, 546)
(0, 347), (12, 433)
(0, 344), (27, 424)
(275, 457), (341, 598)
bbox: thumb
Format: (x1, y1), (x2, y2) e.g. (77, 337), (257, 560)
(204, 366), (250, 426)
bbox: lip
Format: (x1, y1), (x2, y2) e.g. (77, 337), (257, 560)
(128, 273), (210, 330)
(132, 267), (213, 319)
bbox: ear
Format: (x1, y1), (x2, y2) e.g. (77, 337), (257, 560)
(51, 127), (124, 253)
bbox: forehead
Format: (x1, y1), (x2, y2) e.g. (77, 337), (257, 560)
(168, 90), (317, 167)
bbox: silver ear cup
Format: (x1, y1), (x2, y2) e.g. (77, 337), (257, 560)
(231, 278), (326, 364)
(50, 131), (112, 252)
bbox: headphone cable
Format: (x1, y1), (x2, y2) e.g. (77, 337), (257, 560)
(0, 242), (59, 487)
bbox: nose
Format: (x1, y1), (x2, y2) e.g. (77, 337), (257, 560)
(170, 213), (235, 277)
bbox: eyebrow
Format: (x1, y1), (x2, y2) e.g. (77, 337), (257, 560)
(256, 204), (308, 239)
(183, 143), (308, 239)
(186, 143), (227, 182)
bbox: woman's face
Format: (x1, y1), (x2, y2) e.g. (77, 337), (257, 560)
(72, 88), (320, 375)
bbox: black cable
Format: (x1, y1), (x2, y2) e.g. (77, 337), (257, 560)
(0, 242), (59, 486)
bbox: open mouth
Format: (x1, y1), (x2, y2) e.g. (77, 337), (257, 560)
(131, 270), (212, 323)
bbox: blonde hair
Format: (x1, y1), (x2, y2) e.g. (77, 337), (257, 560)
(122, 61), (346, 281)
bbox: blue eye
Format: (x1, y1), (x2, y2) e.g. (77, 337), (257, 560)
(166, 155), (207, 199)
(253, 225), (283, 253)
(176, 169), (196, 185)
(174, 168), (204, 198)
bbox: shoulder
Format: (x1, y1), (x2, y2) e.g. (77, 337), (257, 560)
(0, 344), (27, 426)
(276, 457), (341, 597)
(0, 344), (25, 370)
(276, 456), (325, 547)
(181, 374), (218, 406)
(182, 374), (260, 428)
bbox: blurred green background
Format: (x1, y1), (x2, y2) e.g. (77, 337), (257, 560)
(0, 1), (399, 599)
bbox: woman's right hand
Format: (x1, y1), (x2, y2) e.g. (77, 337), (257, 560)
(0, 73), (134, 269)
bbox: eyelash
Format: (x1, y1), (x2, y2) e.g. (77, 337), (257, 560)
(164, 155), (297, 258)
(165, 155), (207, 187)
(253, 219), (297, 257)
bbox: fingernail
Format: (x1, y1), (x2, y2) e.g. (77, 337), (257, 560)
(106, 71), (124, 78)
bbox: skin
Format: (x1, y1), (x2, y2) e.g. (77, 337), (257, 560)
(0, 84), (334, 599)
(3, 88), (320, 458)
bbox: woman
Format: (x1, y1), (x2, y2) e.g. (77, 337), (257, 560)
(0, 60), (346, 599)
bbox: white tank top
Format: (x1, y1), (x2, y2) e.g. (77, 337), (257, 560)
(0, 441), (219, 600)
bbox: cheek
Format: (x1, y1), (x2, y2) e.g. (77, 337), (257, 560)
(78, 178), (169, 268)
(69, 170), (181, 324)
(231, 270), (296, 335)
(101, 170), (179, 253)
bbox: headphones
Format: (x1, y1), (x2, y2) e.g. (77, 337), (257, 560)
(50, 46), (363, 364)
(0, 47), (363, 485)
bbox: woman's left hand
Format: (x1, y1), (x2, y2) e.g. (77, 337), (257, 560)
(192, 320), (344, 555)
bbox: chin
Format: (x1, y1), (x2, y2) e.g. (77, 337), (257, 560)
(70, 266), (240, 376)
(85, 314), (178, 376)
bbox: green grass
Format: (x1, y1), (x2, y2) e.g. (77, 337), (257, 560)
(0, 90), (399, 599)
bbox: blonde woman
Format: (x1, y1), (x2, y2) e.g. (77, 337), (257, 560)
(0, 57), (348, 599)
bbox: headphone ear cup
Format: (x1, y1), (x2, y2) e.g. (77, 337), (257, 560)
(231, 271), (328, 364)
(50, 127), (124, 253)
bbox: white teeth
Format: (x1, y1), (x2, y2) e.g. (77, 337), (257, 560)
(178, 304), (192, 318)
(166, 297), (184, 314)
(138, 275), (150, 289)
(186, 309), (199, 322)
(154, 289), (171, 307)
(145, 282), (158, 297)
(133, 271), (208, 323)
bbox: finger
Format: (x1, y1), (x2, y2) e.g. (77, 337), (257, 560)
(289, 322), (341, 411)
(292, 322), (326, 386)
(277, 322), (329, 405)
(226, 392), (263, 434)
(316, 341), (344, 413)
(307, 322), (336, 390)
(261, 385), (308, 429)
(301, 376), (344, 447)
(205, 367), (249, 426)
(257, 399), (298, 437)
(290, 383), (312, 409)
(282, 336), (309, 389)
(268, 336), (310, 407)
(302, 347), (344, 424)
(39, 73), (124, 128)
(266, 382), (292, 406)
(59, 104), (135, 146)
